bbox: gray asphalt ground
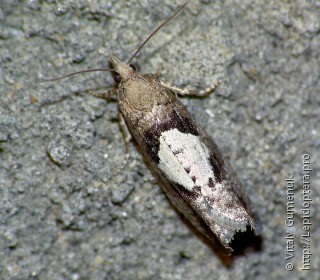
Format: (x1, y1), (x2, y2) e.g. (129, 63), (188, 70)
(1, 1), (319, 279)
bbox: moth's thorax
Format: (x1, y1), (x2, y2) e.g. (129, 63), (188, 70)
(109, 54), (134, 80)
(119, 75), (163, 112)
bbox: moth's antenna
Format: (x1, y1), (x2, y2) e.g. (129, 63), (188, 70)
(126, 2), (188, 65)
(40, 68), (114, 83)
(41, 2), (188, 83)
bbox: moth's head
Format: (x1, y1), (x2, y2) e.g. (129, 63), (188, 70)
(109, 54), (136, 83)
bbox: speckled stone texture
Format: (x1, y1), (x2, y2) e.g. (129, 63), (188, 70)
(0, 1), (319, 279)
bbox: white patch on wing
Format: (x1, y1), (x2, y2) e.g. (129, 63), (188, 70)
(158, 128), (252, 243)
(158, 128), (215, 191)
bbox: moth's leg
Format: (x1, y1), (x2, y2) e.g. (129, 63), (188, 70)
(87, 87), (118, 100)
(159, 79), (222, 97)
(154, 63), (164, 79)
(142, 64), (164, 80)
(114, 112), (132, 175)
(119, 112), (132, 152)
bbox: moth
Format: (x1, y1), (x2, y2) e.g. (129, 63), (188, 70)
(44, 3), (261, 254)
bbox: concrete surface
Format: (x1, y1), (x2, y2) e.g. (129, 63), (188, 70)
(0, 0), (319, 279)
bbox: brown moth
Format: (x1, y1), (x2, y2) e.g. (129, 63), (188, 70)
(44, 2), (261, 254)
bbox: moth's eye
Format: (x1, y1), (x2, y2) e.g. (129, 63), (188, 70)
(114, 73), (122, 83)
(130, 64), (136, 71)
